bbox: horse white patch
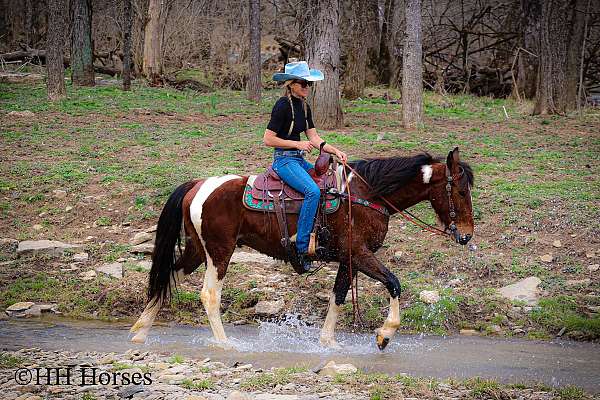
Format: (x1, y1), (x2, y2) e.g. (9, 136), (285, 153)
(189, 174), (242, 254)
(421, 165), (433, 184)
(320, 292), (342, 346)
(340, 172), (354, 193)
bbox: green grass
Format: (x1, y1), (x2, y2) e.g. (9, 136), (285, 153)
(180, 378), (214, 390)
(0, 353), (25, 368)
(239, 367), (304, 390)
(400, 291), (462, 335)
(530, 296), (600, 339)
(168, 354), (185, 364)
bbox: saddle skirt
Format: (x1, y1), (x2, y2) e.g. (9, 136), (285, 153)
(243, 165), (343, 214)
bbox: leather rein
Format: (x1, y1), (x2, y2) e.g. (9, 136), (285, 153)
(339, 161), (464, 326)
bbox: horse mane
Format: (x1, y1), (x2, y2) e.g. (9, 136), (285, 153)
(348, 153), (474, 197)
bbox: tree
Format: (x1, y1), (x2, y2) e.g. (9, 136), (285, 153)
(70, 0), (95, 86)
(122, 0), (133, 91)
(47, 0), (67, 101)
(143, 0), (163, 85)
(402, 0), (423, 128)
(304, 0), (343, 129)
(342, 0), (370, 99)
(377, 0), (395, 85)
(247, 0), (261, 102)
(534, 0), (587, 114)
(515, 0), (541, 99)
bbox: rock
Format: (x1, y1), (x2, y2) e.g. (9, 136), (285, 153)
(7, 110), (35, 117)
(52, 189), (67, 199)
(136, 260), (152, 272)
(497, 276), (541, 305)
(588, 264), (599, 272)
(254, 299), (285, 315)
(65, 206), (73, 212)
(158, 374), (185, 384)
(316, 292), (331, 301)
(552, 240), (562, 248)
(130, 231), (154, 245)
(227, 392), (254, 400)
(230, 251), (275, 265)
(79, 270), (97, 281)
(23, 305), (43, 317)
(130, 243), (154, 254)
(17, 240), (82, 257)
(459, 329), (478, 336)
(539, 254), (553, 263)
(146, 224), (158, 232)
(448, 278), (462, 287)
(96, 262), (123, 279)
(186, 396), (211, 400)
(419, 290), (440, 304)
(72, 253), (89, 262)
(488, 324), (502, 334)
(255, 395), (299, 400)
(318, 360), (358, 376)
(586, 305), (600, 313)
(118, 385), (144, 398)
(393, 251), (403, 261)
(585, 251), (595, 259)
(6, 302), (35, 312)
(565, 279), (591, 286)
(513, 328), (525, 334)
(32, 224), (44, 231)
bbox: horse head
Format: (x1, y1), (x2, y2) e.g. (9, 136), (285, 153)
(429, 147), (474, 245)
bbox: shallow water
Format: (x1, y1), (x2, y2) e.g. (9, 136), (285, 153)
(1, 315), (599, 393)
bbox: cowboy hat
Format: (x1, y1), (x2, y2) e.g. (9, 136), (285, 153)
(272, 61), (324, 82)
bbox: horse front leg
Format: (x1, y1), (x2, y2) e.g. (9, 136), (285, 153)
(320, 263), (356, 348)
(354, 248), (402, 351)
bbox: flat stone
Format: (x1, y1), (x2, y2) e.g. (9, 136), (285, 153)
(52, 189), (67, 199)
(17, 240), (82, 257)
(72, 253), (89, 262)
(6, 302), (35, 312)
(79, 270), (97, 281)
(158, 374), (185, 384)
(254, 299), (285, 315)
(497, 276), (541, 306)
(552, 240), (562, 248)
(255, 395), (299, 400)
(96, 262), (123, 279)
(565, 279), (591, 286)
(539, 254), (553, 263)
(136, 260), (152, 271)
(130, 243), (154, 254)
(488, 324), (502, 334)
(146, 224), (157, 232)
(7, 110), (35, 117)
(230, 251), (275, 265)
(65, 206), (73, 212)
(227, 392), (253, 400)
(318, 360), (358, 376)
(588, 264), (599, 272)
(32, 224), (43, 231)
(130, 231), (154, 245)
(459, 329), (479, 336)
(419, 290), (440, 304)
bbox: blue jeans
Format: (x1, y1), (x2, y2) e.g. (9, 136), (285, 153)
(272, 151), (320, 254)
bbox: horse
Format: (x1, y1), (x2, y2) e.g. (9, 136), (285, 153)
(130, 147), (474, 350)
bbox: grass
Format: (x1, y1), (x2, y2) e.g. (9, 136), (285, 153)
(239, 367), (306, 390)
(168, 354), (185, 364)
(530, 296), (600, 339)
(180, 378), (214, 390)
(0, 353), (25, 368)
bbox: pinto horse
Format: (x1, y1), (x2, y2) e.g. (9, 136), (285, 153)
(130, 147), (474, 350)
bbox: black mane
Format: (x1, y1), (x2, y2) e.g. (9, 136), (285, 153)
(348, 153), (474, 197)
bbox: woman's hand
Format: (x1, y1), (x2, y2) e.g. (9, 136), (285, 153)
(296, 141), (314, 152)
(334, 149), (348, 163)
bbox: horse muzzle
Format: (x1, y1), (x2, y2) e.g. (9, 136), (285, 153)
(452, 230), (472, 245)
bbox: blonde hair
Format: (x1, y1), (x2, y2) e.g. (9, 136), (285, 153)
(281, 80), (308, 137)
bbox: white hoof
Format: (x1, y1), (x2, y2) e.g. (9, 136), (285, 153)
(320, 337), (342, 349)
(131, 331), (148, 344)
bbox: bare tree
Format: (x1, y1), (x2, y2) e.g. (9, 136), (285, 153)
(378, 0), (395, 84)
(71, 0), (95, 86)
(123, 0), (133, 91)
(342, 0), (369, 99)
(304, 0), (343, 129)
(143, 0), (163, 85)
(534, 0), (586, 114)
(47, 0), (67, 100)
(515, 0), (541, 99)
(402, 0), (423, 128)
(247, 0), (261, 102)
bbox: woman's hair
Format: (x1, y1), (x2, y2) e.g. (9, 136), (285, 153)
(283, 80), (308, 121)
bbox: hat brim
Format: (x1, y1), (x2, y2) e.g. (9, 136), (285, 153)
(273, 69), (324, 82)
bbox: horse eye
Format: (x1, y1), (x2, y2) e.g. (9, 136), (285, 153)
(458, 190), (466, 197)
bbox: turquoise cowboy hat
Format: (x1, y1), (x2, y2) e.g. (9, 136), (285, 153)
(272, 61), (324, 82)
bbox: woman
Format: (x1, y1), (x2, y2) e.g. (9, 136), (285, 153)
(263, 61), (347, 272)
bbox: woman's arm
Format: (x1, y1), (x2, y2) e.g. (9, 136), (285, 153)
(306, 128), (348, 163)
(264, 129), (314, 151)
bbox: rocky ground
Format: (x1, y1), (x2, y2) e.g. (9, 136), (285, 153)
(2, 347), (593, 400)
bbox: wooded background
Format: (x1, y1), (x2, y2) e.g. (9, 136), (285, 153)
(1, 0), (598, 128)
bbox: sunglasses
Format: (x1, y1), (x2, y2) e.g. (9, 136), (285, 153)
(292, 80), (313, 88)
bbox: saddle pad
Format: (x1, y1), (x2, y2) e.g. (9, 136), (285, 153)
(243, 178), (340, 214)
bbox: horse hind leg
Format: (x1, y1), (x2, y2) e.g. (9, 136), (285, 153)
(130, 243), (202, 343)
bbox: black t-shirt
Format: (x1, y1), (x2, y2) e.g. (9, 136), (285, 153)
(267, 96), (315, 142)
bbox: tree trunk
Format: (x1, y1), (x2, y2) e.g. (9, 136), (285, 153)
(304, 0), (343, 129)
(143, 0), (163, 85)
(342, 0), (368, 100)
(534, 0), (586, 115)
(46, 0), (67, 101)
(377, 0), (394, 85)
(402, 0), (423, 129)
(70, 0), (95, 86)
(25, 0), (34, 47)
(516, 0), (541, 99)
(247, 0), (261, 102)
(122, 0), (133, 91)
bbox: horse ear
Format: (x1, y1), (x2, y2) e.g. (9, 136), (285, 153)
(447, 147), (460, 170)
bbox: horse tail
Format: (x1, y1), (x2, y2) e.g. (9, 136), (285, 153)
(147, 180), (197, 304)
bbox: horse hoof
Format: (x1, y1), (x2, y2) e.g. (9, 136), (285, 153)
(209, 340), (233, 351)
(376, 334), (390, 351)
(320, 338), (342, 350)
(131, 332), (147, 344)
